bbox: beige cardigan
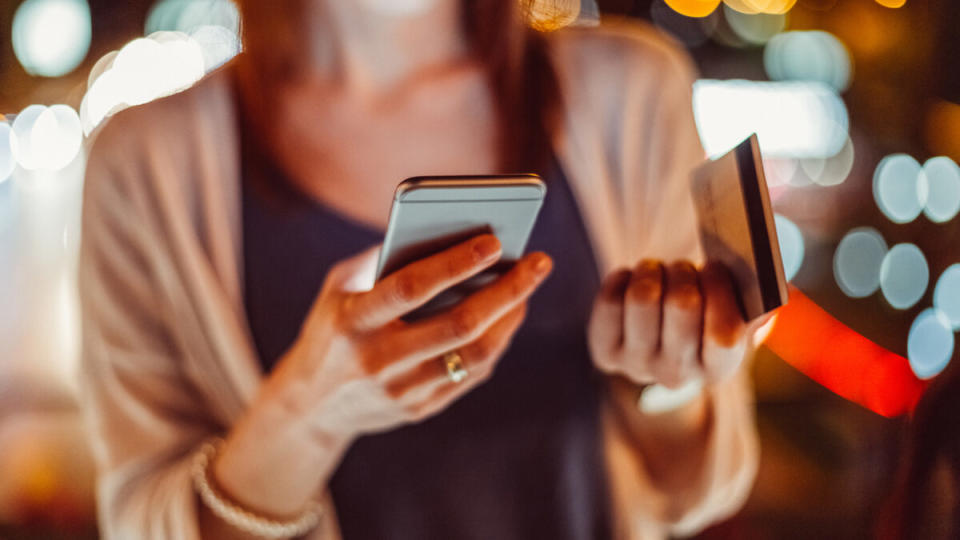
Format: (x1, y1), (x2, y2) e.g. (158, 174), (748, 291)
(79, 22), (758, 540)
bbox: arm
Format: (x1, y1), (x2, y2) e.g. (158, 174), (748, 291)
(80, 127), (554, 538)
(577, 23), (760, 536)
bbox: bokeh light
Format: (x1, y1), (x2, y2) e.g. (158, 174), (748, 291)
(0, 123), (14, 184)
(834, 227), (887, 298)
(145, 0), (239, 35)
(764, 31), (852, 93)
(921, 156), (960, 223)
(693, 79), (849, 159)
(879, 243), (929, 310)
(873, 154), (926, 224)
(523, 0), (583, 31)
(652, 0), (720, 47)
(907, 309), (953, 380)
(9, 105), (83, 172)
(875, 0), (907, 8)
(774, 214), (804, 281)
(11, 0), (92, 78)
(723, 0), (797, 14)
(663, 0), (722, 18)
(723, 5), (785, 46)
(189, 24), (241, 71)
(933, 265), (960, 330)
(81, 32), (206, 134)
(800, 136), (855, 186)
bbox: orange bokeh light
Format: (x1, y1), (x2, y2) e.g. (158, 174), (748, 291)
(723, 0), (797, 15)
(664, 0), (723, 18)
(875, 0), (907, 8)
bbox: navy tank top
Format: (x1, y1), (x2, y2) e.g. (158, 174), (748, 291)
(242, 137), (612, 539)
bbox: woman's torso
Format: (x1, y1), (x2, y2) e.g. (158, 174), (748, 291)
(242, 139), (613, 539)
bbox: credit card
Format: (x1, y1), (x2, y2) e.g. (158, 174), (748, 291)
(691, 134), (788, 321)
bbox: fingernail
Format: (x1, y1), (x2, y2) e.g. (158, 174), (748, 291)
(473, 235), (500, 260)
(533, 253), (553, 275)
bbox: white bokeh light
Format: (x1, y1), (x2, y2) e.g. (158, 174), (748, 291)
(146, 0), (239, 35)
(774, 214), (804, 281)
(834, 227), (887, 298)
(934, 264), (960, 330)
(189, 24), (241, 71)
(10, 104), (83, 171)
(921, 156), (960, 223)
(879, 243), (929, 310)
(0, 123), (15, 183)
(724, 5), (785, 46)
(907, 308), (954, 380)
(12, 0), (91, 77)
(873, 154), (926, 224)
(764, 30), (852, 92)
(81, 32), (206, 134)
(693, 79), (849, 159)
(800, 136), (855, 187)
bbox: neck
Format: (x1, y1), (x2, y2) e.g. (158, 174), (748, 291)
(291, 0), (468, 94)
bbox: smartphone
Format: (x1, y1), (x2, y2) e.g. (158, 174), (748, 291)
(376, 174), (547, 320)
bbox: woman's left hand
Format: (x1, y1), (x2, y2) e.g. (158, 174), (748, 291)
(587, 259), (748, 389)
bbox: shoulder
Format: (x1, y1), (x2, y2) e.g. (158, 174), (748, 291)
(85, 65), (236, 200)
(547, 19), (698, 103)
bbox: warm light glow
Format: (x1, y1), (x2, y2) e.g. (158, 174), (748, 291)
(9, 104), (83, 172)
(692, 79), (849, 159)
(873, 154), (926, 224)
(774, 214), (804, 281)
(879, 243), (929, 310)
(875, 0), (906, 8)
(663, 0), (722, 18)
(651, 0), (719, 48)
(11, 0), (91, 77)
(523, 0), (583, 31)
(834, 227), (887, 298)
(762, 286), (926, 417)
(723, 0), (796, 15)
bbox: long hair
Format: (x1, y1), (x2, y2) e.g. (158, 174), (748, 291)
(234, 0), (562, 175)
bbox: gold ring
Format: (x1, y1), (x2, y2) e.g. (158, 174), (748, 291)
(442, 351), (468, 383)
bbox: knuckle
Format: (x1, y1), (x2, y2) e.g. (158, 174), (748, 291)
(391, 273), (421, 304)
(666, 283), (702, 310)
(628, 275), (663, 304)
(448, 308), (481, 340)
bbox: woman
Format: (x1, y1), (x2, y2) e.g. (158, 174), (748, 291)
(79, 1), (759, 538)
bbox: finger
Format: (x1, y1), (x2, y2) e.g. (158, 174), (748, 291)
(384, 304), (526, 402)
(701, 262), (747, 382)
(587, 268), (632, 368)
(701, 262), (745, 347)
(623, 260), (664, 358)
(371, 252), (552, 372)
(323, 245), (381, 293)
(344, 234), (502, 331)
(657, 261), (704, 389)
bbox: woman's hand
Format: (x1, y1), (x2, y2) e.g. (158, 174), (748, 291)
(212, 234), (552, 520)
(587, 260), (747, 389)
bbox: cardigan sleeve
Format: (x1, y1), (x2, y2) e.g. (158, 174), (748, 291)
(552, 23), (760, 538)
(78, 119), (209, 540)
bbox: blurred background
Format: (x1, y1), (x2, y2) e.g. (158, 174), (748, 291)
(0, 0), (958, 538)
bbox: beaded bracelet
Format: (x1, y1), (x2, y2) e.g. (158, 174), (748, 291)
(192, 438), (322, 538)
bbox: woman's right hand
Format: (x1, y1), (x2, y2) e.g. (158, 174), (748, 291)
(211, 234), (552, 521)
